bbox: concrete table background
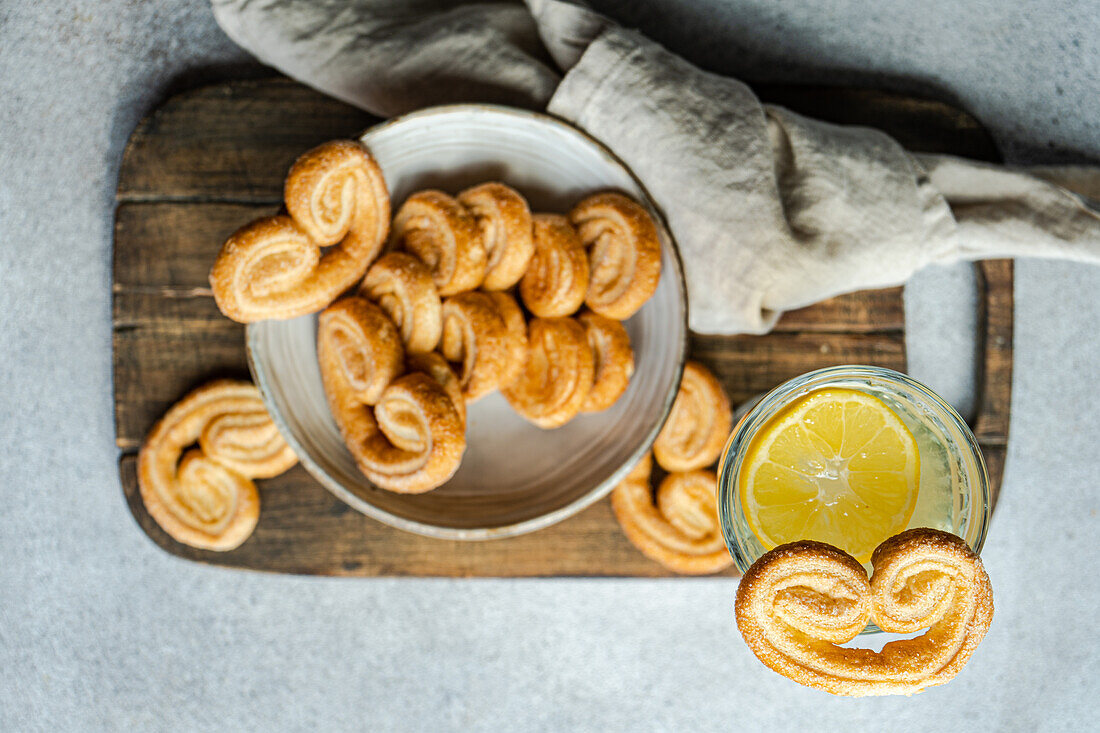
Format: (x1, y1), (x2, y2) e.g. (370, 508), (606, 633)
(1, 0), (1097, 730)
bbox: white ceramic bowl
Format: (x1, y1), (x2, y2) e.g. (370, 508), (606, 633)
(247, 105), (688, 539)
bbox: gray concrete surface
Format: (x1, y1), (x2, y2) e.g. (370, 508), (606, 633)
(1, 1), (1098, 730)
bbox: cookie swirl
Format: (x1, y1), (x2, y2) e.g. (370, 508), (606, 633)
(353, 374), (466, 494)
(360, 252), (443, 354)
(653, 361), (732, 472)
(319, 302), (463, 494)
(570, 192), (661, 320)
(393, 190), (487, 296)
(317, 297), (405, 407)
(458, 182), (534, 291)
(735, 529), (994, 696)
(502, 317), (594, 428)
(486, 291), (528, 390)
(440, 291), (509, 403)
(577, 310), (634, 413)
(210, 141), (390, 322)
(137, 380), (297, 551)
(519, 214), (589, 318)
(406, 351), (466, 428)
(612, 466), (733, 575)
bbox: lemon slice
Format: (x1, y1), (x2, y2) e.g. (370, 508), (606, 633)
(739, 388), (920, 561)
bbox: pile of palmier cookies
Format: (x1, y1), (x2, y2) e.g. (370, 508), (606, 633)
(212, 139), (662, 495)
(135, 139), (745, 564)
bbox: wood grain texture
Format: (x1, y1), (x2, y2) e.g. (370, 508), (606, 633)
(755, 85), (1000, 159)
(691, 332), (905, 406)
(773, 288), (903, 333)
(118, 455), (735, 577)
(112, 77), (1012, 576)
(118, 81), (374, 202)
(973, 259), (1014, 507)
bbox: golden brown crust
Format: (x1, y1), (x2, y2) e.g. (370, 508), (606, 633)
(611, 469), (732, 575)
(319, 302), (463, 494)
(485, 291), (528, 390)
(210, 141), (390, 322)
(457, 182), (534, 291)
(360, 251), (443, 354)
(357, 374), (467, 494)
(570, 192), (661, 320)
(440, 292), (509, 403)
(137, 380), (297, 551)
(519, 214), (589, 318)
(405, 352), (466, 429)
(577, 310), (634, 413)
(653, 361), (732, 472)
(316, 297), (405, 406)
(501, 317), (594, 429)
(735, 528), (994, 696)
(393, 190), (486, 296)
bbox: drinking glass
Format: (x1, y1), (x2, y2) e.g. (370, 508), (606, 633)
(718, 365), (991, 581)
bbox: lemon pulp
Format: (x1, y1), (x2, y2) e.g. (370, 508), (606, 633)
(739, 387), (920, 561)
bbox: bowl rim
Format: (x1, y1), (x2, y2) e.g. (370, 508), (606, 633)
(246, 102), (690, 540)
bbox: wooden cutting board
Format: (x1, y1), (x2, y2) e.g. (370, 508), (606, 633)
(113, 78), (1012, 577)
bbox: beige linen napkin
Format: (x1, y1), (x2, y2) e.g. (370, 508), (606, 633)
(212, 0), (1100, 334)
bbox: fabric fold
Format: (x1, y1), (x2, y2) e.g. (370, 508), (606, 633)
(918, 155), (1100, 264)
(211, 0), (561, 116)
(548, 27), (960, 332)
(210, 0), (1100, 334)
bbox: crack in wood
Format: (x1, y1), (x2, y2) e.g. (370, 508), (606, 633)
(113, 284), (214, 297)
(112, 319), (239, 332)
(116, 194), (284, 205)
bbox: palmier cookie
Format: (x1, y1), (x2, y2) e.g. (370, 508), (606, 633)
(319, 301), (463, 493)
(392, 190), (486, 296)
(612, 465), (733, 575)
(211, 140), (390, 322)
(440, 291), (510, 403)
(316, 297), (405, 407)
(486, 291), (528, 390)
(653, 361), (732, 472)
(502, 317), (594, 429)
(406, 351), (466, 428)
(360, 252), (443, 354)
(735, 529), (994, 696)
(577, 310), (634, 413)
(519, 214), (589, 318)
(137, 380), (298, 551)
(457, 182), (534, 291)
(570, 192), (661, 320)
